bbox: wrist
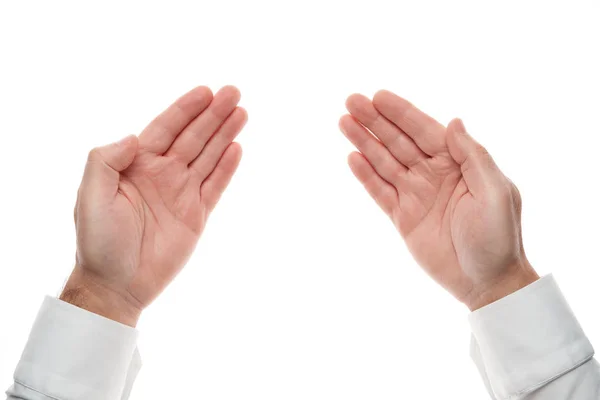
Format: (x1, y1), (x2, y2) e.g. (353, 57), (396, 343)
(466, 260), (539, 311)
(60, 266), (142, 327)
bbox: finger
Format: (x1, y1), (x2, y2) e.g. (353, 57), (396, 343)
(190, 107), (247, 180)
(346, 93), (428, 167)
(339, 114), (406, 185)
(166, 85), (241, 163)
(347, 151), (398, 216)
(82, 135), (138, 202)
(74, 187), (80, 225)
(138, 86), (213, 154)
(446, 118), (502, 196)
(200, 142), (243, 212)
(372, 90), (446, 156)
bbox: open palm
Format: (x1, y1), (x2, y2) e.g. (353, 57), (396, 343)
(340, 90), (531, 307)
(73, 86), (246, 312)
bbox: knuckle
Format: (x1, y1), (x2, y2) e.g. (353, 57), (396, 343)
(492, 179), (520, 209)
(474, 144), (490, 158)
(508, 179), (523, 210)
(499, 185), (513, 203)
(510, 181), (521, 199)
(87, 147), (102, 161)
(484, 180), (512, 205)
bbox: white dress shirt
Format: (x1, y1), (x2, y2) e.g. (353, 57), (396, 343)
(5, 274), (598, 399)
(5, 297), (141, 400)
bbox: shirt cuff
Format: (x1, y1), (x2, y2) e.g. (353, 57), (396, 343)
(469, 274), (594, 399)
(12, 296), (140, 400)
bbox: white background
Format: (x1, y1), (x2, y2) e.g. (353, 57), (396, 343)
(1, 1), (599, 398)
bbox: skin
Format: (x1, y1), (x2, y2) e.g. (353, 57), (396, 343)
(61, 86), (538, 327)
(61, 86), (247, 326)
(340, 90), (538, 310)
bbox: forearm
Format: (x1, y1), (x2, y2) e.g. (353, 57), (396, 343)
(464, 261), (539, 311)
(59, 265), (142, 328)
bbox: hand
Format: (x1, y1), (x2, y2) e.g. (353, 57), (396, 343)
(61, 86), (247, 326)
(340, 90), (538, 310)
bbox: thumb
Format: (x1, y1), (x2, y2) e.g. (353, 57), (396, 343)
(81, 135), (139, 202)
(446, 118), (501, 196)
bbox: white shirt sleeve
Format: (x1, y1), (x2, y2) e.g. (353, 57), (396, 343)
(470, 274), (600, 399)
(8, 275), (600, 399)
(5, 296), (141, 400)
